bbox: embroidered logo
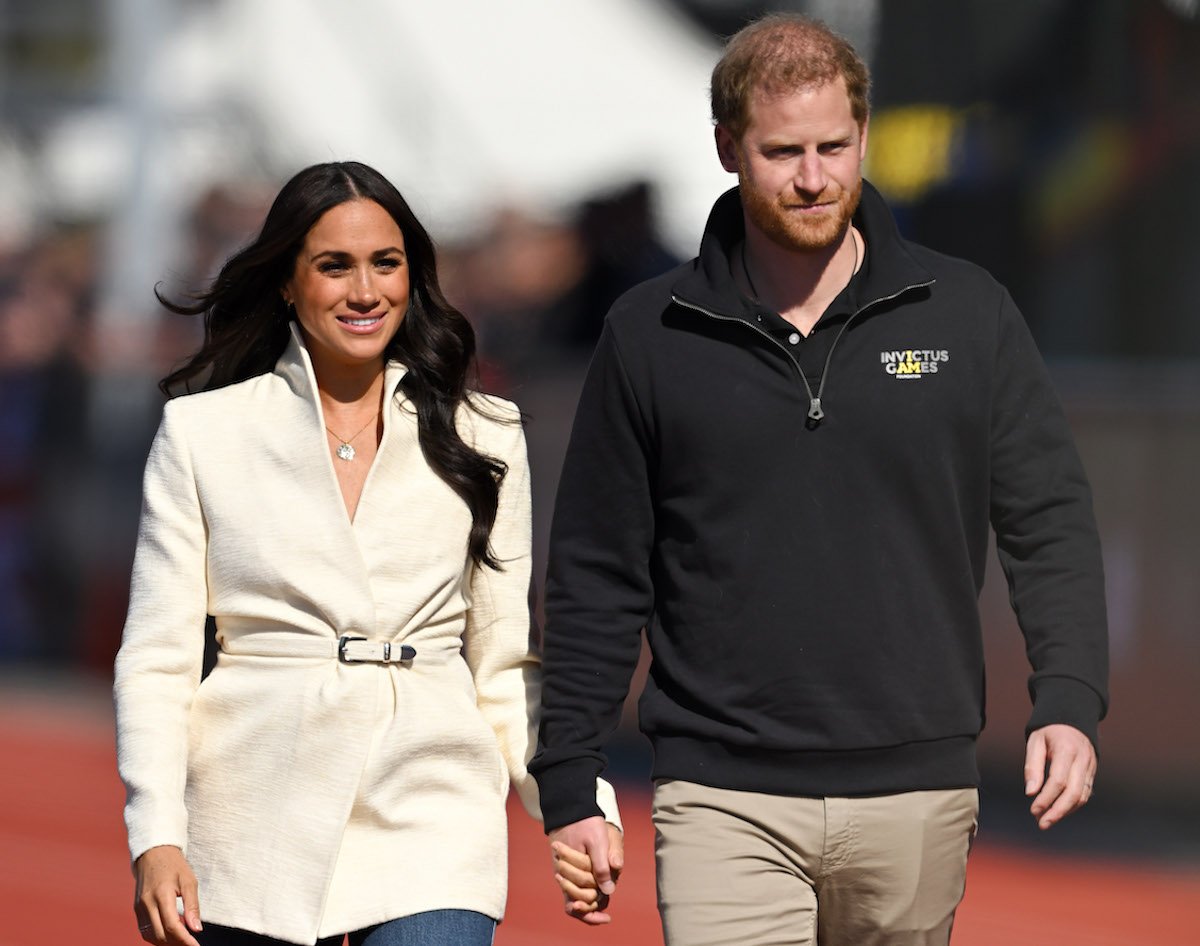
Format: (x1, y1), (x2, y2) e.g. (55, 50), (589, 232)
(880, 348), (949, 379)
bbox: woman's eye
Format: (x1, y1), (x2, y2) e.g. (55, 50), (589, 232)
(376, 257), (402, 270)
(319, 261), (348, 274)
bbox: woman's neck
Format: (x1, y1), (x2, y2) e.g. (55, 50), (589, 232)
(310, 354), (387, 412)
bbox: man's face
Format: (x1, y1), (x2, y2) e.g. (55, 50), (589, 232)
(717, 77), (867, 252)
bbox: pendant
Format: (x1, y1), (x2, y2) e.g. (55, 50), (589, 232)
(335, 443), (356, 462)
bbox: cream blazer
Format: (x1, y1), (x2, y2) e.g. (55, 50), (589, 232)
(114, 326), (619, 945)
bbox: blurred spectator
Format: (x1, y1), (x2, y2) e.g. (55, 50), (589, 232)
(180, 183), (275, 290)
(441, 180), (681, 389)
(440, 205), (590, 389)
(0, 230), (93, 660)
(567, 181), (682, 349)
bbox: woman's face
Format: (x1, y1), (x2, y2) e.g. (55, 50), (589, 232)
(282, 198), (410, 373)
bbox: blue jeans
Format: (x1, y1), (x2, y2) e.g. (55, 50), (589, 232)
(197, 910), (496, 946)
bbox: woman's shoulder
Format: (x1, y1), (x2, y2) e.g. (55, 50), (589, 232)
(161, 372), (283, 427)
(466, 391), (522, 421)
(458, 392), (525, 452)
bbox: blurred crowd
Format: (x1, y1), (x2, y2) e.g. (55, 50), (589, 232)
(0, 226), (95, 662)
(5, 0), (1199, 668)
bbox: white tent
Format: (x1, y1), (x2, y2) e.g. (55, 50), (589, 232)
(225, 0), (731, 247)
(42, 0), (733, 338)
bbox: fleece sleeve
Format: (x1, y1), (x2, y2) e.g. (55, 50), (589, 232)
(988, 289), (1109, 749)
(463, 407), (621, 830)
(113, 402), (209, 861)
(529, 324), (656, 831)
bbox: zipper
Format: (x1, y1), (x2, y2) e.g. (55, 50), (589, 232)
(671, 278), (935, 425)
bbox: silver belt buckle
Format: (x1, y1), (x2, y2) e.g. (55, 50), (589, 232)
(338, 635), (415, 664)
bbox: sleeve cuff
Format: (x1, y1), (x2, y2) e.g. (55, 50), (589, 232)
(1026, 675), (1107, 752)
(532, 756), (606, 832)
(596, 778), (622, 833)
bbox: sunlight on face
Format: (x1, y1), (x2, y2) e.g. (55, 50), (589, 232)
(283, 199), (410, 373)
(719, 78), (867, 252)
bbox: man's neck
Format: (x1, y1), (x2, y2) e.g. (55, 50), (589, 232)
(738, 225), (862, 337)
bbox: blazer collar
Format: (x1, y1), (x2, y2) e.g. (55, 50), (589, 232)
(275, 321), (410, 410)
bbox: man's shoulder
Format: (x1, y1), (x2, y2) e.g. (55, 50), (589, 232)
(898, 237), (1005, 295)
(603, 258), (699, 336)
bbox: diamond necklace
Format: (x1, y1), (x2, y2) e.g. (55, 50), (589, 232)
(324, 411), (379, 462)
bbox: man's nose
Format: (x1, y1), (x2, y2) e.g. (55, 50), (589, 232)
(793, 153), (827, 196)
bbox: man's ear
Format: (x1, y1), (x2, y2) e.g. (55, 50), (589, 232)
(715, 125), (740, 174)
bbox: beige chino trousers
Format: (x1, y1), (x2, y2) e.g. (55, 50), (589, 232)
(653, 780), (979, 946)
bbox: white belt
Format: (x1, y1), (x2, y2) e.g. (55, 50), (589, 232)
(222, 634), (416, 665)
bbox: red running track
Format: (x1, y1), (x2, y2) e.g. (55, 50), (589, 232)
(1, 682), (1197, 946)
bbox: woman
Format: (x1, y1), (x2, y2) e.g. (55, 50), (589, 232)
(114, 161), (620, 946)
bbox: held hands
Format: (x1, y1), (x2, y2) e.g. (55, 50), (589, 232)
(133, 845), (203, 945)
(548, 816), (625, 924)
(1025, 723), (1097, 830)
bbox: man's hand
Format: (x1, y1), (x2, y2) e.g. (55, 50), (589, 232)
(1025, 723), (1097, 830)
(548, 817), (624, 924)
(133, 844), (203, 945)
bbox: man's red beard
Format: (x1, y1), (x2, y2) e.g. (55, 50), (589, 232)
(740, 173), (863, 252)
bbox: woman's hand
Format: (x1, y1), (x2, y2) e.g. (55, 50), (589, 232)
(133, 845), (203, 945)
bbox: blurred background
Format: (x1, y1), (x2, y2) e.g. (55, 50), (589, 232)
(1, 0), (1198, 944)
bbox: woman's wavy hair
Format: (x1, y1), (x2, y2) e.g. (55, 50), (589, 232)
(158, 161), (507, 569)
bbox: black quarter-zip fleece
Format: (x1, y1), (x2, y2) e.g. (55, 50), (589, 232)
(530, 182), (1109, 831)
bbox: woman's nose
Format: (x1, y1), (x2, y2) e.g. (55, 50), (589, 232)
(348, 270), (379, 307)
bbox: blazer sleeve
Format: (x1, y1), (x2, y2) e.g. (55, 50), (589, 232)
(113, 401), (209, 861)
(462, 406), (621, 830)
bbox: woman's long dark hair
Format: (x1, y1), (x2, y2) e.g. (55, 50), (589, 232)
(159, 161), (507, 569)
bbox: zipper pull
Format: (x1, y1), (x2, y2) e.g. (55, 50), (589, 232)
(807, 397), (825, 422)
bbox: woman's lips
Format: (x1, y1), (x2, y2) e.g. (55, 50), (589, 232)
(336, 315), (386, 334)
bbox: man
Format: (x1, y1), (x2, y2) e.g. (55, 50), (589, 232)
(530, 14), (1108, 946)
